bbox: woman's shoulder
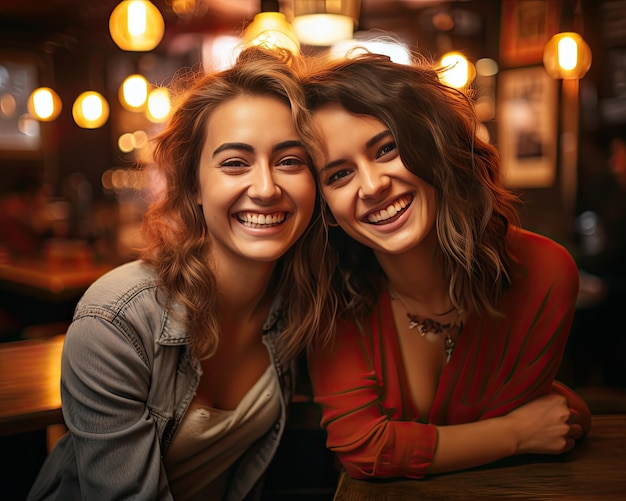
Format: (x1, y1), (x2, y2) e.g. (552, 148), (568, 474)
(509, 228), (576, 266)
(76, 260), (161, 313)
(87, 259), (157, 289)
(508, 228), (579, 291)
(69, 260), (185, 352)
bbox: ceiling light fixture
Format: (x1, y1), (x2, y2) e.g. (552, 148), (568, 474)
(72, 91), (110, 129)
(28, 87), (62, 121)
(543, 32), (592, 80)
(242, 11), (301, 53)
(109, 0), (165, 52)
(292, 0), (361, 46)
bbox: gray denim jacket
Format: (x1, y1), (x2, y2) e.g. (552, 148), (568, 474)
(27, 260), (294, 500)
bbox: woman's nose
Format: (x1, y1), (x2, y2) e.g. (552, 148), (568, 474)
(248, 164), (281, 201)
(358, 163), (390, 199)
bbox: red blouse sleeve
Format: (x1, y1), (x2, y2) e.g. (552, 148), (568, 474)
(307, 317), (437, 479)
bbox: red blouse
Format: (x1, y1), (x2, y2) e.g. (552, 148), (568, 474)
(308, 229), (591, 479)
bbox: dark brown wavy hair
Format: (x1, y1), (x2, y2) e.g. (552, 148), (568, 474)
(140, 46), (335, 363)
(301, 51), (520, 323)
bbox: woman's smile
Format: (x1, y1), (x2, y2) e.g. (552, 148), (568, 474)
(235, 211), (288, 228)
(366, 194), (413, 224)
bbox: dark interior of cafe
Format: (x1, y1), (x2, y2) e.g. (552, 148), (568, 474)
(1, 0), (626, 499)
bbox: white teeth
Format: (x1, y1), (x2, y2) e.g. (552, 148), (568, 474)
(238, 212), (286, 228)
(367, 196), (412, 223)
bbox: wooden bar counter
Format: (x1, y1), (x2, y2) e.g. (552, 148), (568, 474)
(0, 335), (65, 436)
(334, 414), (626, 500)
(0, 258), (114, 302)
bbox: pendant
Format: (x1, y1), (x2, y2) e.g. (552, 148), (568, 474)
(406, 312), (460, 363)
(445, 335), (456, 363)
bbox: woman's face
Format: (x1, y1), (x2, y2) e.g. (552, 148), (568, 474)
(313, 103), (437, 255)
(197, 94), (316, 265)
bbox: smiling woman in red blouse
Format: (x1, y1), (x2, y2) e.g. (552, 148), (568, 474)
(301, 51), (591, 479)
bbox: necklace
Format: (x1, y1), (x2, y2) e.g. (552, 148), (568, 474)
(388, 286), (463, 363)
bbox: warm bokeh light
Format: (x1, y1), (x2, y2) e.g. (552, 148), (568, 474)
(0, 92), (17, 118)
(331, 38), (411, 64)
(292, 0), (360, 46)
(18, 113), (40, 137)
(439, 52), (475, 89)
(117, 129), (149, 154)
(241, 12), (300, 53)
(118, 132), (135, 153)
(171, 0), (197, 16)
(28, 87), (62, 121)
(558, 37), (578, 70)
(72, 91), (110, 129)
(202, 35), (241, 71)
(476, 58), (498, 77)
(543, 32), (592, 79)
(102, 167), (149, 193)
(145, 87), (171, 122)
(119, 74), (149, 110)
(474, 58), (498, 123)
(293, 14), (354, 46)
(109, 0), (165, 52)
(133, 129), (148, 149)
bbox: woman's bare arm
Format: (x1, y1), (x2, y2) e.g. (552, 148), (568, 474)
(428, 393), (582, 474)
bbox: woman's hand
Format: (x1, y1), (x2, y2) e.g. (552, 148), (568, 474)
(505, 393), (583, 455)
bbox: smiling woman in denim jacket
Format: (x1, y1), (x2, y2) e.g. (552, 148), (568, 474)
(27, 46), (333, 501)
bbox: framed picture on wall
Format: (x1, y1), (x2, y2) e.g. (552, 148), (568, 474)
(500, 0), (561, 67)
(496, 65), (558, 189)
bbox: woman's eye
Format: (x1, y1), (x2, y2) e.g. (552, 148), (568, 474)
(278, 156), (307, 168)
(377, 142), (397, 159)
(220, 159), (248, 168)
(327, 169), (351, 185)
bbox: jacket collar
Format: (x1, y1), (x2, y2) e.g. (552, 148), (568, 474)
(155, 294), (284, 346)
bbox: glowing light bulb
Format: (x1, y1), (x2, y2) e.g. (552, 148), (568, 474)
(28, 87), (62, 121)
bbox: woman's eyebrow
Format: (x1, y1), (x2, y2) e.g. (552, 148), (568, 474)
(213, 142), (253, 156)
(366, 129), (393, 148)
(213, 139), (303, 158)
(320, 129), (393, 173)
(320, 158), (346, 174)
(273, 139), (304, 153)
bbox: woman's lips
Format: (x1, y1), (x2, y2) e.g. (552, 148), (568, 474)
(366, 195), (413, 225)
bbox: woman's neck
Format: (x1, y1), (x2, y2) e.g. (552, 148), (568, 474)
(375, 236), (450, 313)
(212, 257), (276, 319)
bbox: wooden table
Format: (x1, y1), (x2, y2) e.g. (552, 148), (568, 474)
(334, 414), (626, 500)
(0, 335), (65, 436)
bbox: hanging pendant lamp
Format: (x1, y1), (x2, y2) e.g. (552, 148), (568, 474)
(292, 0), (361, 46)
(109, 0), (165, 52)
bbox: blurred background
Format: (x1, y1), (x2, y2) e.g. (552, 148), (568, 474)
(0, 0), (625, 498)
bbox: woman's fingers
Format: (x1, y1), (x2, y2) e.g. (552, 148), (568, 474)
(568, 423), (583, 440)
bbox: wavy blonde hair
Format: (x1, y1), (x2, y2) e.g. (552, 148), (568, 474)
(301, 51), (520, 323)
(140, 46), (335, 363)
